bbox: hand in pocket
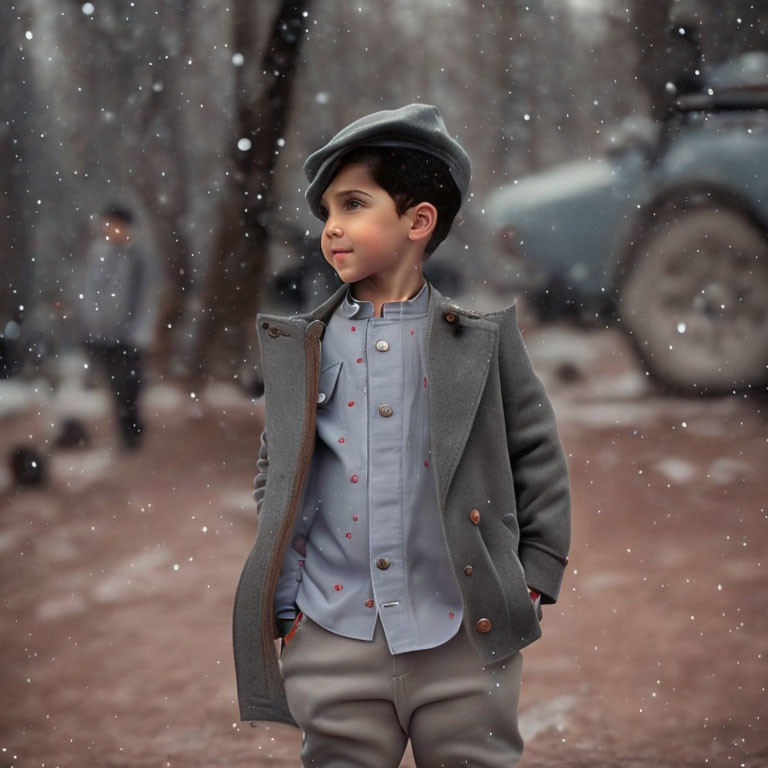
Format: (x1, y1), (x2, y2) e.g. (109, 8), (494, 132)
(280, 611), (304, 655)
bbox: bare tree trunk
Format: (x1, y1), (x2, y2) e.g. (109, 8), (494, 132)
(133, 0), (194, 380)
(629, 0), (677, 121)
(0, 7), (32, 329)
(189, 0), (313, 384)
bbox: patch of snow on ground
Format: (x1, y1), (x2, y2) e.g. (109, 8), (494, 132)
(202, 380), (254, 411)
(579, 570), (635, 595)
(38, 593), (89, 621)
(91, 546), (173, 604)
(143, 383), (186, 412)
(50, 448), (114, 494)
(655, 456), (698, 484)
(708, 457), (751, 484)
(221, 490), (259, 522)
(51, 384), (110, 420)
(0, 526), (26, 554)
(519, 693), (579, 740)
(0, 379), (46, 418)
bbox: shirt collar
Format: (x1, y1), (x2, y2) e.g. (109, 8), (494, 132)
(338, 280), (429, 319)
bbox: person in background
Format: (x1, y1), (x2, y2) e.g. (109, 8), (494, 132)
(78, 203), (158, 449)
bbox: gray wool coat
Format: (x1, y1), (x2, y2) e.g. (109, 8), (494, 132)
(232, 277), (571, 727)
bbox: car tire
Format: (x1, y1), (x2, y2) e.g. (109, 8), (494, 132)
(616, 204), (768, 394)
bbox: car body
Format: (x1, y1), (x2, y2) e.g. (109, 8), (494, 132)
(485, 51), (768, 393)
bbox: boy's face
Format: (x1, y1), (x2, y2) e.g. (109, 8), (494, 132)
(318, 163), (421, 285)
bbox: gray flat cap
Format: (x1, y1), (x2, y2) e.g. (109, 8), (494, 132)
(303, 103), (472, 220)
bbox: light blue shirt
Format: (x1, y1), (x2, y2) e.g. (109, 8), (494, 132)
(273, 279), (464, 653)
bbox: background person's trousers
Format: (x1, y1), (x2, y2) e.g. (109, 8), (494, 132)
(85, 341), (143, 447)
(279, 612), (525, 767)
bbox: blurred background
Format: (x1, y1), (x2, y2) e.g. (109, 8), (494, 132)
(1, 1), (766, 766)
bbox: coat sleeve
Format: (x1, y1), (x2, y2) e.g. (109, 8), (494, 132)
(497, 302), (571, 604)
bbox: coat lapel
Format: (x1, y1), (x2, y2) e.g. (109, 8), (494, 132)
(423, 283), (498, 509)
(272, 277), (498, 513)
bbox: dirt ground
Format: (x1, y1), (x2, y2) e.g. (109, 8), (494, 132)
(1, 322), (766, 768)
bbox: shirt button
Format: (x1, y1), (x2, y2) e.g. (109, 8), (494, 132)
(317, 392), (326, 404)
(475, 618), (492, 633)
(469, 508), (481, 524)
(378, 403), (393, 417)
(375, 339), (390, 352)
(376, 557), (391, 570)
(464, 565), (473, 576)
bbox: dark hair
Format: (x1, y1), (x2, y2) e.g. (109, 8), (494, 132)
(101, 203), (135, 224)
(331, 145), (462, 257)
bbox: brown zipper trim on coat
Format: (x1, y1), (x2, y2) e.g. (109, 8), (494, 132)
(259, 319), (323, 685)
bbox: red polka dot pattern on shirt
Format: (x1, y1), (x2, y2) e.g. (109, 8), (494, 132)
(350, 474), (358, 483)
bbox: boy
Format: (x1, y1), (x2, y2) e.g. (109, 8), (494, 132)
(233, 104), (571, 766)
(78, 204), (157, 449)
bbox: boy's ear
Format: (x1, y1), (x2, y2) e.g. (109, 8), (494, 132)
(406, 202), (437, 246)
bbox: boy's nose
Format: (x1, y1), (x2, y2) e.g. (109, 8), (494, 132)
(324, 221), (342, 238)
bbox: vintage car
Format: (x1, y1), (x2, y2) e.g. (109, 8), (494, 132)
(485, 49), (768, 395)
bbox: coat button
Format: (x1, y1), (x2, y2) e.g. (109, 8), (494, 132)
(475, 618), (492, 633)
(268, 326), (280, 337)
(464, 565), (473, 576)
(375, 339), (390, 352)
(444, 311), (456, 323)
(564, 555), (569, 565)
(365, 599), (375, 608)
(378, 403), (393, 417)
(469, 508), (481, 524)
(376, 557), (391, 570)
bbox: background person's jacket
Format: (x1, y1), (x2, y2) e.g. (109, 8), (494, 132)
(78, 238), (158, 349)
(232, 277), (571, 727)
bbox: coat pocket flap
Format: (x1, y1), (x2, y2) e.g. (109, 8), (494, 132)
(317, 361), (343, 406)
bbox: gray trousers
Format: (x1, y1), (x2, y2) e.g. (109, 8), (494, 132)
(278, 612), (525, 767)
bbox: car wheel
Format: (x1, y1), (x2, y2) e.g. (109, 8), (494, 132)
(617, 205), (768, 394)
